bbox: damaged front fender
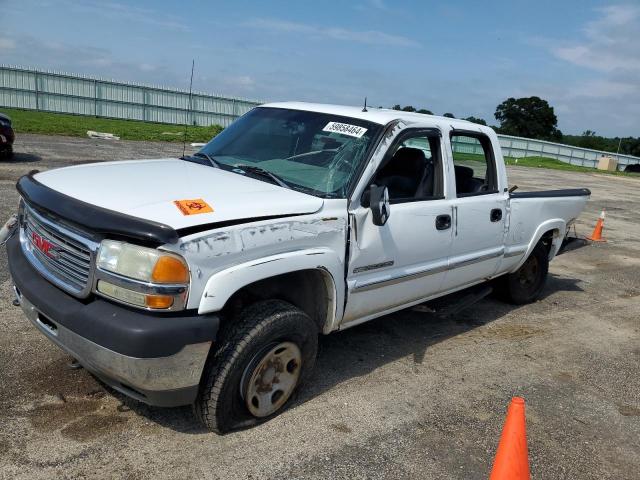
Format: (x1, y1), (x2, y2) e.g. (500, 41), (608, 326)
(171, 203), (349, 332)
(196, 248), (345, 332)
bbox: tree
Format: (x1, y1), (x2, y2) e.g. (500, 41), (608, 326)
(417, 108), (433, 115)
(625, 138), (640, 157)
(443, 112), (455, 118)
(494, 96), (562, 140)
(391, 105), (424, 112)
(577, 130), (607, 150)
(562, 134), (640, 156)
(464, 116), (487, 125)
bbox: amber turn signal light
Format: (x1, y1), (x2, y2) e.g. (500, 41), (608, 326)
(145, 294), (174, 309)
(152, 255), (189, 283)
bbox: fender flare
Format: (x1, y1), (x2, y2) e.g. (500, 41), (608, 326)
(197, 248), (344, 333)
(510, 219), (566, 272)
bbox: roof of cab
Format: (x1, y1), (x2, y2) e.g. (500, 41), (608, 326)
(260, 101), (483, 131)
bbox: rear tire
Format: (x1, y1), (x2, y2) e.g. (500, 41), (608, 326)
(194, 300), (318, 434)
(499, 242), (549, 304)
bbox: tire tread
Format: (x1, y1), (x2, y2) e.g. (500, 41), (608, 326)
(503, 242), (549, 305)
(194, 300), (315, 433)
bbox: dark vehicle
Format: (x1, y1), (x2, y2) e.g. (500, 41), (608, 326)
(0, 113), (15, 159)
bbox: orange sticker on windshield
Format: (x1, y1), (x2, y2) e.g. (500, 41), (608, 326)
(174, 199), (213, 215)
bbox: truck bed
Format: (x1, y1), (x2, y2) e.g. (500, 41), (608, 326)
(510, 188), (591, 198)
(503, 187), (591, 271)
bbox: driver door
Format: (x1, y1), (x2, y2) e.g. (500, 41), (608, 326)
(342, 129), (453, 326)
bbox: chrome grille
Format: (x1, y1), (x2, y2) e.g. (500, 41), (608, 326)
(20, 205), (97, 297)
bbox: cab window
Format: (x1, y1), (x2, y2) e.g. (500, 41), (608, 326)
(369, 131), (443, 203)
(450, 133), (498, 197)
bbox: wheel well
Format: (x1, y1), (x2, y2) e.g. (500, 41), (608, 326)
(220, 269), (334, 334)
(540, 228), (560, 256)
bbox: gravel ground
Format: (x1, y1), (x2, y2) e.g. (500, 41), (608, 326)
(0, 134), (638, 480)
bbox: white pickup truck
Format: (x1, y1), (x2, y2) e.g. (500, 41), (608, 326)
(6, 102), (589, 433)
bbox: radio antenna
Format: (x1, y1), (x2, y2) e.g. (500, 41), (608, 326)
(362, 96), (368, 112)
(182, 59), (195, 158)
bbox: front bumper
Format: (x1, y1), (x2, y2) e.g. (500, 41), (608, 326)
(8, 235), (219, 407)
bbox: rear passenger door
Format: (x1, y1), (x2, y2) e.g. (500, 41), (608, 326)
(442, 130), (507, 291)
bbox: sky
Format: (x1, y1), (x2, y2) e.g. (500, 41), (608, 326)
(0, 0), (638, 136)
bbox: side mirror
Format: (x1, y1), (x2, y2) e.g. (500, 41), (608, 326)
(370, 185), (390, 226)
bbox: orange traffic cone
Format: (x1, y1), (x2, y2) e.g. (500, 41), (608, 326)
(489, 397), (530, 480)
(587, 209), (606, 242)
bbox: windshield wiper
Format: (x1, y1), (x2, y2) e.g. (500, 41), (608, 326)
(235, 164), (291, 189)
(191, 151), (221, 168)
(283, 149), (336, 161)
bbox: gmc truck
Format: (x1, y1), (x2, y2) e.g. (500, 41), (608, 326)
(5, 103), (590, 433)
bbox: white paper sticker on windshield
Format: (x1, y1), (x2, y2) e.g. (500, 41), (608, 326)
(322, 122), (367, 138)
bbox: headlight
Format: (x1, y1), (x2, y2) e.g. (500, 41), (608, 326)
(97, 240), (189, 283)
(0, 119), (10, 128)
(95, 240), (189, 310)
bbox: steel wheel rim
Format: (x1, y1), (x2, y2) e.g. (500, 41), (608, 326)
(241, 341), (302, 418)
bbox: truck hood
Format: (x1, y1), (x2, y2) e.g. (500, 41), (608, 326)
(34, 158), (324, 230)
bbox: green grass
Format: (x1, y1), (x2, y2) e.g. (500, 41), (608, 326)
(504, 156), (637, 176)
(0, 108), (223, 142)
(454, 151), (637, 177)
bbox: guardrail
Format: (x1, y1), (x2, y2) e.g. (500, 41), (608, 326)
(0, 65), (261, 128)
(451, 134), (639, 172)
(497, 135), (639, 171)
(1, 65), (638, 170)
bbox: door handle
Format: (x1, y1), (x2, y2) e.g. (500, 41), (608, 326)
(490, 208), (503, 222)
(435, 214), (451, 230)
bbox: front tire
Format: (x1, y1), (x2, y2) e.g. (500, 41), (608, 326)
(500, 242), (549, 304)
(194, 300), (318, 434)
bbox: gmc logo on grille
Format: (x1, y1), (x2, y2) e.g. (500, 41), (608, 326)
(31, 232), (59, 259)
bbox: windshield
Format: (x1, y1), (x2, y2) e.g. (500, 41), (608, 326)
(199, 107), (382, 198)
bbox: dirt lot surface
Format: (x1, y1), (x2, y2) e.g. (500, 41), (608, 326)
(1, 134), (639, 479)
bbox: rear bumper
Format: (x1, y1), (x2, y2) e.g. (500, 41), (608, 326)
(8, 234), (218, 407)
(0, 126), (14, 146)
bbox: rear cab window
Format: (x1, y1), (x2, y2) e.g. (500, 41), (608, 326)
(450, 132), (498, 197)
